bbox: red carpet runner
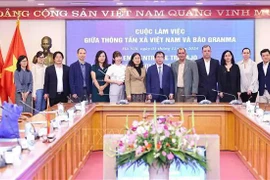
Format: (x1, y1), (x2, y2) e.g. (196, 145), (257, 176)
(76, 151), (255, 180)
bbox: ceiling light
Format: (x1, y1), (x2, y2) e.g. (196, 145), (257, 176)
(70, 2), (91, 5)
(37, 3), (45, 6)
(246, 2), (251, 5)
(116, 2), (123, 5)
(154, 1), (159, 3)
(195, 2), (203, 5)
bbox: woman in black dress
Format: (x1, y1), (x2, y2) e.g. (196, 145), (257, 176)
(91, 50), (110, 102)
(218, 50), (241, 102)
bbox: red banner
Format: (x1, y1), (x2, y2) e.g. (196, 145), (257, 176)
(0, 6), (270, 19)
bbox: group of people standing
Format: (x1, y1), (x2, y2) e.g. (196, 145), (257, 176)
(172, 45), (269, 104)
(14, 45), (270, 113)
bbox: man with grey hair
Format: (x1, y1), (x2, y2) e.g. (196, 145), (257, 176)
(171, 48), (199, 102)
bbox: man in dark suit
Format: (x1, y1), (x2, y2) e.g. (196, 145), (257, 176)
(69, 48), (92, 102)
(196, 45), (219, 102)
(146, 51), (174, 102)
(44, 51), (70, 107)
(258, 49), (270, 103)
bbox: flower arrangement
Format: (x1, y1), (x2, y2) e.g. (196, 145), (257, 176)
(116, 102), (207, 173)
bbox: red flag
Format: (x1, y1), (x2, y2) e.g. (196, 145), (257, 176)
(0, 46), (8, 103)
(1, 20), (27, 103)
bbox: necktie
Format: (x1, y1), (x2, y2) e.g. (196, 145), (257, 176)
(81, 64), (86, 87)
(158, 66), (162, 89)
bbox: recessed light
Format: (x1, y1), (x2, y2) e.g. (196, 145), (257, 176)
(195, 2), (203, 5)
(116, 2), (123, 5)
(70, 2), (91, 5)
(246, 2), (251, 5)
(153, 1), (159, 3)
(37, 3), (45, 6)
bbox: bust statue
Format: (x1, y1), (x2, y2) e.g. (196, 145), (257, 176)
(41, 36), (54, 66)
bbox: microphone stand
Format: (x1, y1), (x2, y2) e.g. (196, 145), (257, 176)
(144, 93), (175, 104)
(20, 101), (56, 142)
(212, 89), (242, 105)
(181, 94), (211, 105)
(263, 96), (270, 114)
(102, 93), (129, 104)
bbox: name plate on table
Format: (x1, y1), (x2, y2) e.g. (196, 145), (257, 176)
(103, 134), (220, 180)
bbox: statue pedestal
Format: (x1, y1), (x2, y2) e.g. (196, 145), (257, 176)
(149, 162), (170, 180)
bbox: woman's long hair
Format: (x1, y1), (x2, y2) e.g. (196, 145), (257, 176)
(95, 50), (109, 68)
(16, 55), (29, 72)
(128, 52), (144, 68)
(220, 50), (235, 66)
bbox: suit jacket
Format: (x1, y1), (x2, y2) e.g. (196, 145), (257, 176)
(69, 61), (92, 97)
(44, 65), (70, 99)
(218, 64), (241, 95)
(125, 66), (146, 96)
(196, 58), (219, 95)
(146, 64), (174, 100)
(257, 62), (270, 96)
(171, 59), (199, 95)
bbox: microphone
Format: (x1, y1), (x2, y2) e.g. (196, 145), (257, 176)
(180, 94), (211, 105)
(144, 93), (175, 104)
(67, 96), (74, 103)
(213, 89), (241, 105)
(101, 93), (129, 104)
(212, 89), (242, 105)
(248, 95), (253, 101)
(20, 100), (58, 136)
(69, 95), (82, 103)
(20, 100), (56, 115)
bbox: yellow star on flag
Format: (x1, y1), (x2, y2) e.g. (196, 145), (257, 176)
(4, 54), (17, 73)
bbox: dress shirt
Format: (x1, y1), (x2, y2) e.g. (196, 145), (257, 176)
(32, 64), (47, 94)
(156, 63), (163, 74)
(156, 64), (163, 89)
(204, 59), (210, 75)
(55, 64), (63, 92)
(79, 60), (86, 87)
(177, 61), (185, 87)
(237, 59), (258, 93)
(263, 62), (269, 76)
(263, 62), (269, 88)
(106, 64), (126, 82)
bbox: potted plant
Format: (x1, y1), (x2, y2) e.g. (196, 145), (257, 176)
(116, 102), (207, 179)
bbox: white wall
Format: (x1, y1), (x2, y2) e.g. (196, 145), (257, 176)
(255, 19), (270, 63)
(0, 20), (66, 66)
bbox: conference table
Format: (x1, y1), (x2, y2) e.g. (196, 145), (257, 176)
(0, 102), (269, 180)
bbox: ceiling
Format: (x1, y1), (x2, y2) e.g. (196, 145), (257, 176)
(0, 0), (270, 7)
